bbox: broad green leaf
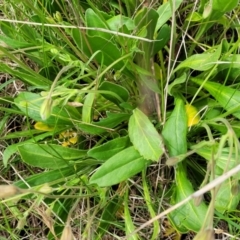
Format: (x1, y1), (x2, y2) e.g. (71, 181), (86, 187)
(107, 15), (135, 31)
(210, 0), (238, 20)
(192, 78), (240, 119)
(85, 8), (111, 39)
(214, 176), (240, 213)
(162, 98), (187, 157)
(175, 43), (221, 71)
(89, 146), (147, 187)
(88, 136), (130, 161)
(82, 93), (95, 123)
(156, 0), (183, 31)
(18, 144), (87, 169)
(3, 132), (54, 167)
(168, 164), (208, 232)
(87, 35), (124, 70)
(152, 24), (171, 56)
(99, 81), (129, 105)
(129, 108), (164, 161)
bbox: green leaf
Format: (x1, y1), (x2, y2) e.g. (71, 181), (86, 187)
(192, 78), (240, 119)
(162, 98), (187, 157)
(152, 24), (171, 56)
(89, 146), (147, 187)
(87, 35), (124, 70)
(88, 136), (130, 161)
(175, 43), (221, 71)
(156, 0), (183, 31)
(99, 81), (129, 105)
(210, 0), (238, 20)
(18, 144), (87, 169)
(214, 176), (240, 213)
(168, 73), (187, 96)
(129, 108), (164, 161)
(85, 8), (111, 39)
(107, 15), (135, 31)
(3, 132), (54, 167)
(168, 164), (208, 232)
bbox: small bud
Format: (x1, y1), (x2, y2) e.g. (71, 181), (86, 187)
(38, 184), (53, 194)
(67, 102), (83, 107)
(50, 48), (59, 55)
(60, 225), (75, 240)
(46, 17), (55, 24)
(40, 98), (53, 120)
(54, 11), (62, 22)
(203, 3), (212, 19)
(0, 185), (19, 199)
(17, 217), (26, 230)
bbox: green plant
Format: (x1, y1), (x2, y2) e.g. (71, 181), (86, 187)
(1, 0), (240, 239)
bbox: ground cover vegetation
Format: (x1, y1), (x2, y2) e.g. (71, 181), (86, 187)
(0, 0), (240, 239)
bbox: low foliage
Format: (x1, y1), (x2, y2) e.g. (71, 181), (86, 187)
(1, 0), (240, 239)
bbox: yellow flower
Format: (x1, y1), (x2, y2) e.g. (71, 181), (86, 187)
(59, 131), (78, 147)
(185, 104), (200, 127)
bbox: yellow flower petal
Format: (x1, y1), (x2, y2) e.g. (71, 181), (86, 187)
(185, 104), (200, 127)
(34, 122), (54, 131)
(69, 135), (78, 144)
(62, 141), (70, 147)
